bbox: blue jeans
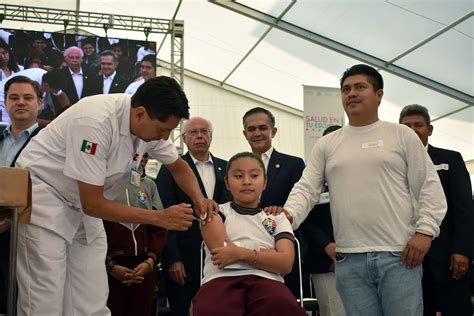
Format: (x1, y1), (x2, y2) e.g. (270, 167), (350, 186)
(335, 252), (423, 316)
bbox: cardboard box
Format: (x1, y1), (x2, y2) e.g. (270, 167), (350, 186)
(0, 167), (32, 224)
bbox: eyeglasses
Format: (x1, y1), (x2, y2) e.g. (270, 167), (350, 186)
(185, 128), (212, 137)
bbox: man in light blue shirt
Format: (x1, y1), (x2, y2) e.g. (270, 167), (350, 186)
(0, 123), (39, 167)
(0, 75), (42, 315)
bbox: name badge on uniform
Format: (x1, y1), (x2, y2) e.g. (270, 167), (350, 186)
(362, 140), (384, 149)
(130, 169), (141, 187)
(434, 163), (449, 171)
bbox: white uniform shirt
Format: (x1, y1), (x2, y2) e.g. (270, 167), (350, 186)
(16, 94), (178, 243)
(125, 78), (145, 95)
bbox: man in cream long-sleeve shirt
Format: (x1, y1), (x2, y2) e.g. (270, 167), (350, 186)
(284, 64), (446, 316)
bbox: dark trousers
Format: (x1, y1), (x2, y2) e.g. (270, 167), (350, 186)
(107, 256), (158, 316)
(166, 277), (200, 316)
(422, 258), (472, 316)
(191, 275), (306, 316)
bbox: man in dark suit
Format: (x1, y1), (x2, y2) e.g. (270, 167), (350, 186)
(0, 76), (43, 314)
(89, 50), (128, 95)
(242, 107), (305, 297)
(400, 104), (473, 316)
(156, 116), (228, 316)
(59, 46), (94, 105)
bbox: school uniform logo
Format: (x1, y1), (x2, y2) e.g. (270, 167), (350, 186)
(262, 218), (277, 235)
(136, 190), (148, 204)
(80, 140), (97, 155)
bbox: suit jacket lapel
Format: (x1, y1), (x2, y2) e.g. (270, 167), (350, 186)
(63, 69), (79, 102)
(427, 144), (439, 163)
(183, 153), (208, 198)
(108, 76), (122, 94)
(211, 154), (226, 201)
(110, 77), (119, 94)
(98, 76), (105, 94)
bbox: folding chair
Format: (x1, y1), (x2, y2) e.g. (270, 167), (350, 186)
(295, 238), (319, 315)
(200, 238), (319, 314)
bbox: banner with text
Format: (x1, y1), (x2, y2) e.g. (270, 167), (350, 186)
(303, 85), (344, 162)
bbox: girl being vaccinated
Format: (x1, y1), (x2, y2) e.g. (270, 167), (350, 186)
(190, 152), (305, 315)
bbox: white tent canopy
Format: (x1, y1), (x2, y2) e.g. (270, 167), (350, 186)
(3, 0), (473, 160)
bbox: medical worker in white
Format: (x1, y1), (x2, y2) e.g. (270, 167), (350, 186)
(15, 76), (218, 316)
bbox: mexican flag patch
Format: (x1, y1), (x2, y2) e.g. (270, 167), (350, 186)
(81, 139), (97, 155)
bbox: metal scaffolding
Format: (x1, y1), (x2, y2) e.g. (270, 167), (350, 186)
(0, 3), (184, 86)
(0, 3), (186, 152)
(210, 0), (473, 106)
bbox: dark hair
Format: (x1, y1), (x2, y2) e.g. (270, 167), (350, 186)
(399, 104), (431, 125)
(110, 43), (126, 56)
(340, 64), (384, 91)
(0, 39), (20, 73)
(323, 125), (342, 136)
(25, 59), (43, 69)
(26, 50), (46, 67)
(99, 50), (118, 63)
(42, 70), (63, 90)
(31, 34), (46, 43)
(242, 107), (276, 128)
(110, 43), (122, 50)
(144, 42), (156, 50)
(81, 38), (96, 48)
(131, 76), (189, 121)
(4, 76), (42, 100)
(225, 152), (266, 179)
(141, 54), (157, 69)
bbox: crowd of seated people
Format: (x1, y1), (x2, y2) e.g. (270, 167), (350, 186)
(0, 28), (155, 125)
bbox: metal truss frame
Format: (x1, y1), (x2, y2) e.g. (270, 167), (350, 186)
(0, 3), (186, 152)
(0, 4), (184, 86)
(210, 0), (473, 106)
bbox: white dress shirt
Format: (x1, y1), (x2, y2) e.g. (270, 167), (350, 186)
(69, 67), (84, 98)
(103, 71), (117, 94)
(190, 153), (215, 199)
(260, 147), (274, 172)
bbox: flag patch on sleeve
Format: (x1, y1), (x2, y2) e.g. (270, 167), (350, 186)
(81, 140), (97, 155)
